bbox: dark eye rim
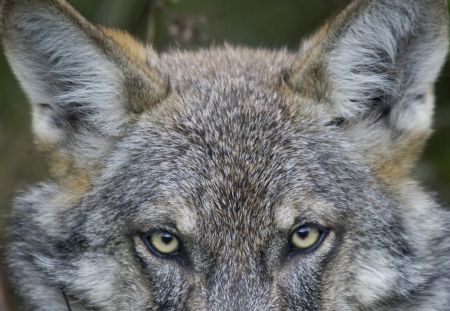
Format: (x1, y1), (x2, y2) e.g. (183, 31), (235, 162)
(140, 230), (182, 258)
(289, 223), (330, 255)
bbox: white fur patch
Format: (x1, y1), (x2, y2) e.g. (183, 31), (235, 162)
(354, 253), (397, 305)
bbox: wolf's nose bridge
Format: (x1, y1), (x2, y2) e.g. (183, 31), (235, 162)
(205, 262), (274, 311)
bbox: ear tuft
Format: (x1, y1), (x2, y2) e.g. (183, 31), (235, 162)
(101, 27), (169, 113)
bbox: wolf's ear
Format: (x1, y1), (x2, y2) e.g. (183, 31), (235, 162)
(0, 0), (167, 173)
(291, 0), (449, 180)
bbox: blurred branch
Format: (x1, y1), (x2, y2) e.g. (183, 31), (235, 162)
(95, 0), (161, 45)
(96, 0), (136, 27)
(0, 268), (10, 311)
(144, 0), (159, 43)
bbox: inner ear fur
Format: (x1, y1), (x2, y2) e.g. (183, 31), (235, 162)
(289, 0), (449, 181)
(0, 0), (168, 185)
(0, 0), (167, 113)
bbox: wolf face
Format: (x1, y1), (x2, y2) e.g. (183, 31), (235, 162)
(1, 0), (450, 310)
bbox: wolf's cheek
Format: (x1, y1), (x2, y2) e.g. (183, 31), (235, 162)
(68, 255), (122, 308)
(349, 249), (422, 307)
(353, 255), (397, 304)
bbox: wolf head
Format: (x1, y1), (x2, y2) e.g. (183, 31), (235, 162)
(2, 0), (450, 310)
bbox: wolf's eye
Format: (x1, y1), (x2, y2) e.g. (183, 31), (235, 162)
(142, 231), (180, 256)
(290, 224), (327, 251)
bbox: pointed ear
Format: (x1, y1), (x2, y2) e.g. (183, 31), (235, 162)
(0, 0), (167, 177)
(290, 0), (449, 180)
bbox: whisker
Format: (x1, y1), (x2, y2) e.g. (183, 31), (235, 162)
(62, 290), (73, 311)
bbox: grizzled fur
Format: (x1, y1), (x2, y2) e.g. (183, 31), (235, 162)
(2, 0), (450, 310)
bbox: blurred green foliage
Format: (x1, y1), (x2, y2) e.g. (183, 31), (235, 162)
(1, 0), (449, 309)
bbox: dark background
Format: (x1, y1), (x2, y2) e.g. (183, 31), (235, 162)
(1, 0), (449, 309)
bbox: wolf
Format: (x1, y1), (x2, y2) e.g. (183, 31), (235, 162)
(1, 0), (450, 310)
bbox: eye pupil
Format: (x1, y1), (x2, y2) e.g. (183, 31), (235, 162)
(161, 233), (174, 244)
(296, 228), (310, 240)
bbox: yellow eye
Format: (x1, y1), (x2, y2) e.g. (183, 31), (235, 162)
(144, 231), (180, 255)
(291, 225), (326, 251)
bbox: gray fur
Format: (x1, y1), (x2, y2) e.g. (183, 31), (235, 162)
(2, 0), (450, 310)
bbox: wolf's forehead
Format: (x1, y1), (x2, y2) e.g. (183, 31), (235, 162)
(158, 47), (296, 89)
(123, 48), (363, 234)
(131, 101), (347, 236)
(146, 90), (294, 229)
